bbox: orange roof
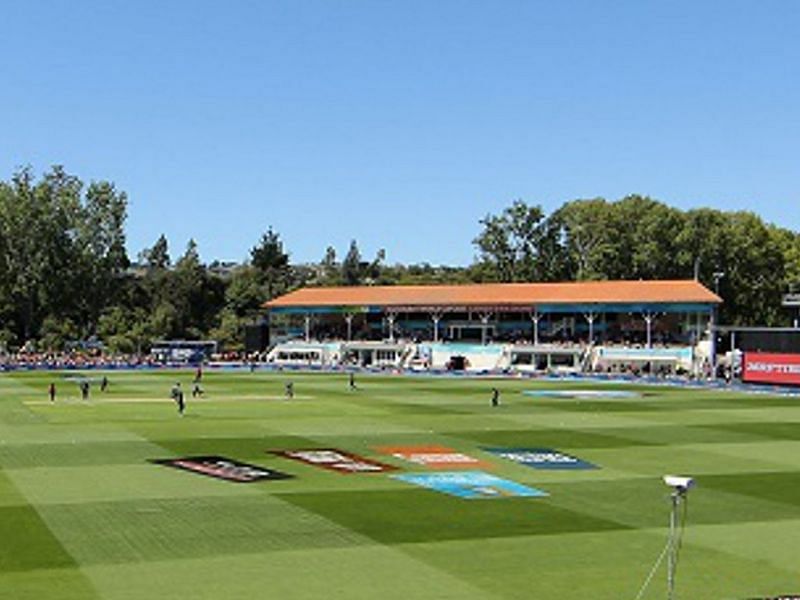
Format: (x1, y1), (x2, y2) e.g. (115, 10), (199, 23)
(264, 280), (721, 309)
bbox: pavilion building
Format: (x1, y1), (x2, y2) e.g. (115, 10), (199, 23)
(262, 280), (721, 373)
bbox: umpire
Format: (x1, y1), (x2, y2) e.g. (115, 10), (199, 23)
(171, 382), (185, 416)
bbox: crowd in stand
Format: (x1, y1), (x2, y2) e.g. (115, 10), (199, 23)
(0, 350), (281, 370)
(0, 351), (163, 370)
(0, 336), (711, 381)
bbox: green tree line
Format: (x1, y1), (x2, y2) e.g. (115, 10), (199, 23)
(472, 197), (800, 326)
(1, 167), (798, 352)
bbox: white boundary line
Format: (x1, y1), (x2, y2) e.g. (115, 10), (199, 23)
(24, 395), (313, 405)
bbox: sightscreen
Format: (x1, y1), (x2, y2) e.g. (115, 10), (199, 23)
(739, 330), (800, 354)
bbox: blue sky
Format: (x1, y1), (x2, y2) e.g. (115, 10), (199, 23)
(2, 1), (798, 266)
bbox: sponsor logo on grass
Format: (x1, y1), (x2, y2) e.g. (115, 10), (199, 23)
(747, 596), (800, 599)
(152, 456), (293, 482)
(484, 448), (598, 470)
(377, 445), (486, 469)
(272, 449), (397, 474)
(393, 471), (547, 499)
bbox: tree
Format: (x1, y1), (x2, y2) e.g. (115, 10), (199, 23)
(674, 208), (730, 283)
(0, 166), (82, 340)
(772, 227), (800, 291)
(224, 266), (264, 317)
(250, 227), (290, 299)
(97, 306), (154, 354)
(75, 180), (130, 332)
(138, 234), (173, 327)
(473, 200), (564, 282)
(722, 212), (786, 325)
(364, 248), (386, 284)
(208, 309), (245, 351)
(39, 315), (79, 352)
(551, 198), (615, 280)
(170, 239), (225, 338)
(317, 246), (339, 285)
(174, 239), (204, 334)
(473, 209), (515, 282)
(342, 240), (362, 286)
(608, 196), (685, 280)
(142, 234), (170, 270)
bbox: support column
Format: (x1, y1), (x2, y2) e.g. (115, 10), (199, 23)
(696, 312), (702, 346)
(479, 313), (493, 345)
(643, 312), (656, 349)
(530, 309), (541, 346)
(584, 312), (597, 345)
(430, 311), (443, 343)
(386, 312), (396, 343)
(304, 313), (311, 342)
(344, 313), (354, 342)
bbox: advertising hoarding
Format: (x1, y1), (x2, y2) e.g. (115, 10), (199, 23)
(392, 471), (547, 499)
(152, 456), (293, 483)
(376, 445), (487, 469)
(272, 449), (397, 474)
(742, 352), (800, 386)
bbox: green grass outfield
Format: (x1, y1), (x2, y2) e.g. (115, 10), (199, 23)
(1, 370), (799, 599)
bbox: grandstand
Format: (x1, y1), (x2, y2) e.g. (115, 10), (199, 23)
(263, 280), (721, 374)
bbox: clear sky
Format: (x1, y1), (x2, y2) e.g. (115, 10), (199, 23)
(2, 1), (798, 266)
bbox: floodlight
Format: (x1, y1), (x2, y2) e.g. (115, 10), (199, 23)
(663, 475), (695, 492)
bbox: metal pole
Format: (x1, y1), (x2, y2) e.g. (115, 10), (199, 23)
(667, 491), (682, 600)
(709, 308), (717, 380)
(304, 314), (311, 342)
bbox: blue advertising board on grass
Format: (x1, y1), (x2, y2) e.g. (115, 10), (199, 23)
(392, 471), (547, 499)
(484, 448), (598, 470)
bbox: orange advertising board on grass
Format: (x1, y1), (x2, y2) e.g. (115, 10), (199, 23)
(377, 445), (488, 469)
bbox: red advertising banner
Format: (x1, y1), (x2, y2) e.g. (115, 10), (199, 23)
(742, 352), (800, 386)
